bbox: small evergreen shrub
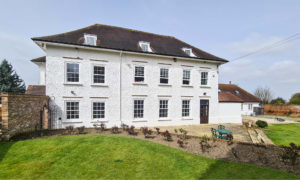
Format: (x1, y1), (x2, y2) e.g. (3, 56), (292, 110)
(256, 120), (268, 128)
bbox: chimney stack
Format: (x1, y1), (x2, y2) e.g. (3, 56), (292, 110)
(229, 81), (232, 84)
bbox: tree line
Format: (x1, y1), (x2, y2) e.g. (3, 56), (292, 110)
(254, 87), (300, 105)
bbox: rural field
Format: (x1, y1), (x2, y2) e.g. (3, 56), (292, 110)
(0, 135), (298, 179)
(264, 123), (300, 146)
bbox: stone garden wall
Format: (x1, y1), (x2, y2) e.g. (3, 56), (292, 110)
(0, 93), (50, 140)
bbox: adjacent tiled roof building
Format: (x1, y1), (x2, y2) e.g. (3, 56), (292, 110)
(32, 24), (227, 63)
(25, 85), (46, 96)
(218, 84), (261, 103)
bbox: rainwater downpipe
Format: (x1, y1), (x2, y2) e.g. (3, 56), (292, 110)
(119, 50), (123, 125)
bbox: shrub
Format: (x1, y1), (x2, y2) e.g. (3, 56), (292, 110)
(111, 126), (120, 134)
(161, 130), (172, 141)
(121, 123), (129, 131)
(256, 120), (268, 128)
(280, 143), (300, 166)
(174, 128), (188, 140)
(100, 123), (106, 131)
(155, 128), (160, 135)
(77, 126), (86, 134)
(227, 134), (234, 145)
(199, 135), (211, 152)
(65, 126), (74, 135)
(141, 127), (154, 138)
(177, 139), (188, 148)
(127, 125), (138, 136)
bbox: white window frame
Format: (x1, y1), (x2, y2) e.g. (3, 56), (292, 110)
(248, 104), (253, 110)
(182, 47), (196, 57)
(200, 71), (209, 86)
(160, 68), (169, 84)
(133, 99), (145, 120)
(139, 41), (152, 52)
(182, 99), (191, 118)
(92, 100), (106, 120)
(133, 65), (145, 83)
(84, 34), (97, 46)
(65, 62), (80, 84)
(65, 101), (80, 120)
(159, 99), (169, 119)
(92, 64), (106, 85)
(182, 69), (191, 85)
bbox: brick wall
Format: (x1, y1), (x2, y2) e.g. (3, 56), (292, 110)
(0, 93), (50, 140)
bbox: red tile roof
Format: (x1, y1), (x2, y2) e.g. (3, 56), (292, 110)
(219, 84), (261, 103)
(32, 24), (227, 63)
(25, 85), (45, 96)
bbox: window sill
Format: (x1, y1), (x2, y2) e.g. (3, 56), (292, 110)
(182, 118), (193, 120)
(200, 85), (211, 88)
(62, 120), (83, 123)
(181, 85), (193, 88)
(91, 84), (109, 87)
(132, 119), (147, 122)
(158, 118), (171, 121)
(133, 82), (148, 86)
(91, 120), (108, 123)
(64, 83), (83, 86)
(158, 84), (172, 87)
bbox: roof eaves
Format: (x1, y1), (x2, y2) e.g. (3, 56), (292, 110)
(31, 38), (228, 63)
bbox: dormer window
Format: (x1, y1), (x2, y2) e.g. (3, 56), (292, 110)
(84, 34), (97, 46)
(182, 47), (196, 57)
(139, 41), (152, 52)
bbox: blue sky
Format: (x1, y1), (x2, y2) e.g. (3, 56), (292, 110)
(0, 0), (299, 100)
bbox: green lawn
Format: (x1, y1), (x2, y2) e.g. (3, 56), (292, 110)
(265, 123), (300, 146)
(0, 135), (298, 179)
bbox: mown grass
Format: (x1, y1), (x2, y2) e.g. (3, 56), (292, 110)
(0, 135), (298, 179)
(265, 123), (300, 146)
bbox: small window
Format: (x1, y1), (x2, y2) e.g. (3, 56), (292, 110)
(182, 48), (195, 57)
(183, 69), (191, 85)
(93, 102), (105, 119)
(134, 66), (145, 83)
(241, 103), (243, 110)
(139, 42), (151, 52)
(182, 100), (190, 117)
(134, 100), (144, 118)
(159, 100), (168, 118)
(248, 104), (252, 110)
(66, 63), (79, 82)
(93, 66), (105, 84)
(66, 101), (79, 119)
(84, 34), (97, 46)
(160, 68), (169, 84)
(201, 72), (208, 85)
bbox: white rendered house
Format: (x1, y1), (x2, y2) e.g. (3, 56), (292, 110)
(31, 24), (229, 129)
(218, 83), (261, 123)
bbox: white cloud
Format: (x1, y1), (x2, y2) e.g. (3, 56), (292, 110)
(228, 32), (293, 56)
(220, 33), (300, 99)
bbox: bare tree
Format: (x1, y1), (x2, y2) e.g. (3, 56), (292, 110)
(254, 86), (274, 104)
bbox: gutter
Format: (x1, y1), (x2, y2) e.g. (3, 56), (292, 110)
(32, 39), (228, 64)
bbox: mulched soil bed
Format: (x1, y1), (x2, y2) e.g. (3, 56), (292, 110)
(7, 127), (300, 176)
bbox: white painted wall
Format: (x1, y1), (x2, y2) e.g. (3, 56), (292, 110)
(241, 102), (260, 116)
(35, 62), (46, 85)
(218, 102), (242, 123)
(44, 44), (221, 129)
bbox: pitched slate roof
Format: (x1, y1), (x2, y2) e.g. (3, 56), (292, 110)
(25, 85), (45, 96)
(32, 24), (227, 63)
(31, 56), (46, 63)
(219, 84), (261, 103)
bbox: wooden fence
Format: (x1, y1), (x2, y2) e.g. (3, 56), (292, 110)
(263, 104), (300, 117)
